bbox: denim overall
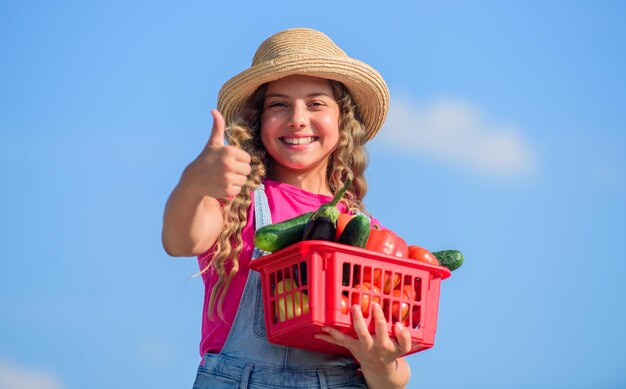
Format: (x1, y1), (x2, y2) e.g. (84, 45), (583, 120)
(193, 185), (367, 389)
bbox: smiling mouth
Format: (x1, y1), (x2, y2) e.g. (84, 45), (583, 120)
(280, 136), (318, 145)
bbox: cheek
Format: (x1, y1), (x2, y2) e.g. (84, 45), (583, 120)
(324, 116), (339, 127)
(325, 123), (340, 143)
(318, 114), (340, 136)
(260, 118), (276, 142)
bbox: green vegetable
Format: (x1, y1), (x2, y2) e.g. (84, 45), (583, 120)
(302, 177), (352, 241)
(337, 214), (370, 248)
(254, 212), (313, 252)
(433, 250), (464, 271)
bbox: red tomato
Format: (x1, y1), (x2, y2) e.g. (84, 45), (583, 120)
(383, 272), (401, 294)
(351, 282), (381, 315)
(404, 284), (421, 328)
(391, 287), (410, 322)
(362, 271), (397, 292)
(362, 268), (401, 293)
(383, 284), (418, 326)
(403, 284), (418, 301)
(408, 245), (439, 265)
(339, 294), (350, 314)
(411, 306), (421, 329)
(361, 269), (380, 289)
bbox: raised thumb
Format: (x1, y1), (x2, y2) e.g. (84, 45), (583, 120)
(207, 109), (226, 147)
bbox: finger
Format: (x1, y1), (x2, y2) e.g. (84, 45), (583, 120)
(229, 148), (252, 164)
(227, 171), (250, 187)
(223, 179), (247, 197)
(208, 109), (226, 147)
(372, 302), (389, 339)
(314, 333), (338, 346)
(234, 161), (252, 176)
(394, 322), (412, 355)
(351, 305), (373, 347)
(315, 327), (354, 349)
(224, 186), (243, 198)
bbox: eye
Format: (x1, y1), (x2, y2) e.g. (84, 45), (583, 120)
(267, 101), (288, 108)
(308, 100), (327, 109)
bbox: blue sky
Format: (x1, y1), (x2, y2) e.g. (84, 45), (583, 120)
(1, 1), (625, 388)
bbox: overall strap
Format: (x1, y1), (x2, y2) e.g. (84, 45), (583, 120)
(252, 183), (271, 260)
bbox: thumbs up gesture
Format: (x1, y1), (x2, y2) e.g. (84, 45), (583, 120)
(184, 110), (252, 200)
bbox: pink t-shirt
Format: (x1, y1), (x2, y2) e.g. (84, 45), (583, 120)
(197, 179), (348, 356)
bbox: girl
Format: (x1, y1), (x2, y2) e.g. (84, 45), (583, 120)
(162, 28), (411, 389)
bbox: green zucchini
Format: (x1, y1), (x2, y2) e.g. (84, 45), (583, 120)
(254, 212), (313, 252)
(337, 215), (370, 248)
(433, 250), (464, 271)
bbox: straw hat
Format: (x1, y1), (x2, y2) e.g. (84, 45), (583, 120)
(217, 28), (389, 142)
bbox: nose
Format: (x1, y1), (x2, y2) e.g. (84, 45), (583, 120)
(288, 102), (308, 129)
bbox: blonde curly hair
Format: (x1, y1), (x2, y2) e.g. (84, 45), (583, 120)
(203, 80), (370, 319)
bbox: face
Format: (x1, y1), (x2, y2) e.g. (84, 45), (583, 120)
(261, 75), (340, 178)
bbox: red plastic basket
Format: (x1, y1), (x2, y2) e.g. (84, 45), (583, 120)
(249, 241), (451, 356)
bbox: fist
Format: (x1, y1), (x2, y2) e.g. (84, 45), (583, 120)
(185, 110), (252, 199)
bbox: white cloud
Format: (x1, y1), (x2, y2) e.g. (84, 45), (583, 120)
(0, 358), (64, 389)
(380, 95), (536, 178)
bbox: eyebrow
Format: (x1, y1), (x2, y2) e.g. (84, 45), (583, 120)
(264, 92), (333, 99)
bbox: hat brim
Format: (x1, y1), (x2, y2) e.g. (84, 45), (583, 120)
(217, 55), (389, 142)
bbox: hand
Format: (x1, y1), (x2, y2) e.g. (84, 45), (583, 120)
(315, 303), (412, 388)
(183, 110), (252, 200)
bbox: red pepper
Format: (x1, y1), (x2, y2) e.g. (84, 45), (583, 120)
(335, 213), (355, 240)
(365, 225), (409, 257)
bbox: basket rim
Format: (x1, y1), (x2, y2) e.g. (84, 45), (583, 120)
(249, 240), (452, 280)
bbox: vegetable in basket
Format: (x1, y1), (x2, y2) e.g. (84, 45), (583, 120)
(365, 226), (409, 257)
(274, 278), (309, 322)
(302, 177), (352, 241)
(409, 245), (465, 271)
(254, 212), (313, 253)
(337, 214), (370, 248)
(408, 245), (439, 266)
(433, 250), (464, 271)
(335, 213), (354, 240)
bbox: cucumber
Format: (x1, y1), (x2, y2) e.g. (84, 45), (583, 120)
(433, 250), (464, 271)
(254, 212), (313, 252)
(337, 215), (370, 248)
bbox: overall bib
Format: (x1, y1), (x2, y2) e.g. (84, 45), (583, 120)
(193, 185), (367, 389)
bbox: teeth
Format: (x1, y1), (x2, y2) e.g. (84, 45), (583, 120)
(282, 137), (316, 145)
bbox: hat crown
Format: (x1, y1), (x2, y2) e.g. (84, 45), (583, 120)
(252, 28), (347, 66)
